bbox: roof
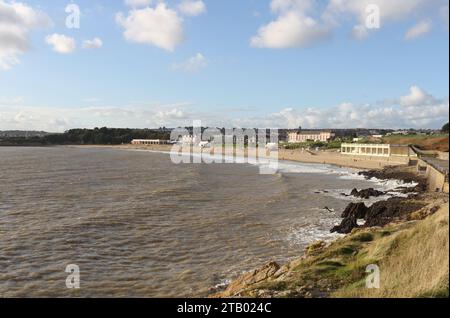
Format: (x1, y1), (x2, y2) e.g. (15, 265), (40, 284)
(290, 130), (333, 135)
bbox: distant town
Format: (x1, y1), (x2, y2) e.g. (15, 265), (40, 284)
(1, 125), (448, 152)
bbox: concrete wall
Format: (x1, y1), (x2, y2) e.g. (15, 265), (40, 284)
(417, 158), (449, 193)
(437, 152), (449, 160)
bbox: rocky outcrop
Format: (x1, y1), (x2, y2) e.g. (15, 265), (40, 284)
(332, 197), (427, 234)
(364, 197), (426, 228)
(214, 261), (281, 297)
(358, 167), (419, 183)
(209, 188), (447, 299)
(331, 214), (359, 234)
(358, 166), (428, 193)
(350, 188), (385, 199)
(341, 202), (369, 219)
(331, 202), (368, 233)
(331, 167), (430, 234)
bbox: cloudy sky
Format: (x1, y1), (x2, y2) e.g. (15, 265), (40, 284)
(0, 0), (449, 131)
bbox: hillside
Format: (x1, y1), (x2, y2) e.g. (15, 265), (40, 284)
(212, 193), (449, 298)
(382, 135), (449, 152)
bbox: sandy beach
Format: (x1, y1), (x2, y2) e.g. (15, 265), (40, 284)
(72, 144), (412, 170)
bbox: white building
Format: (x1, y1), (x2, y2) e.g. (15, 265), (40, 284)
(131, 139), (169, 145)
(181, 134), (202, 145)
(341, 143), (415, 157)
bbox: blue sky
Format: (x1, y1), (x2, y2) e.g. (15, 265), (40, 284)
(0, 0), (449, 131)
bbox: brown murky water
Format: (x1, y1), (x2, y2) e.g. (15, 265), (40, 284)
(0, 146), (377, 297)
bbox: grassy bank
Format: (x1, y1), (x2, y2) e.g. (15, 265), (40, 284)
(382, 134), (449, 152)
(282, 140), (342, 150)
(335, 202), (448, 298)
(213, 194), (449, 298)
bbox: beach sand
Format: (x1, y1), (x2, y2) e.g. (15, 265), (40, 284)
(72, 144), (411, 170)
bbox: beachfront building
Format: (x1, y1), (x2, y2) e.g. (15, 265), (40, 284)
(341, 143), (415, 157)
(180, 134), (202, 145)
(288, 130), (335, 143)
(131, 139), (169, 145)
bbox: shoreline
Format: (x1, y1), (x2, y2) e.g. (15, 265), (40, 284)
(72, 144), (440, 297)
(209, 166), (448, 298)
(65, 144), (411, 171)
(3, 144), (447, 297)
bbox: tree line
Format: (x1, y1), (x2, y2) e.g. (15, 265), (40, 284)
(0, 127), (171, 146)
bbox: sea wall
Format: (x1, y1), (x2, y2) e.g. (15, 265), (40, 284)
(417, 158), (449, 193)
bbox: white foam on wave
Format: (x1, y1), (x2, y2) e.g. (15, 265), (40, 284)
(283, 207), (345, 248)
(254, 159), (362, 177)
(286, 223), (345, 246)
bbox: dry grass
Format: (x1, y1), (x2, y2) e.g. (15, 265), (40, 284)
(216, 200), (449, 298)
(335, 203), (449, 298)
(382, 135), (449, 152)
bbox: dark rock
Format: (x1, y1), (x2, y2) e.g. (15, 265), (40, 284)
(364, 197), (426, 228)
(331, 216), (358, 234)
(331, 202), (369, 234)
(341, 202), (368, 219)
(358, 167), (428, 193)
(332, 197), (426, 234)
(331, 166), (428, 235)
(350, 188), (385, 199)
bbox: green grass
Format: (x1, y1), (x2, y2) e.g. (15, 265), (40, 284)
(228, 203), (449, 298)
(283, 140), (342, 150)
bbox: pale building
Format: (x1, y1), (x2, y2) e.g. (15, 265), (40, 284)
(288, 131), (335, 143)
(131, 139), (169, 145)
(181, 135), (202, 145)
(341, 143), (415, 157)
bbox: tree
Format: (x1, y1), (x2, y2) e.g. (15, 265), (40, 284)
(442, 122), (449, 133)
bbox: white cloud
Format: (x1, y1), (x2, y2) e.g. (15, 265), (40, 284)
(405, 20), (432, 40)
(45, 33), (76, 54)
(0, 104), (195, 132)
(252, 0), (447, 48)
(400, 86), (435, 107)
(231, 86), (448, 129)
(324, 0), (428, 25)
(251, 0), (331, 49)
(155, 108), (186, 121)
(116, 3), (184, 51)
(324, 0), (445, 40)
(177, 0), (206, 17)
(171, 53), (208, 72)
(83, 37), (103, 49)
(0, 0), (52, 69)
(2, 86), (447, 131)
(124, 0), (152, 8)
